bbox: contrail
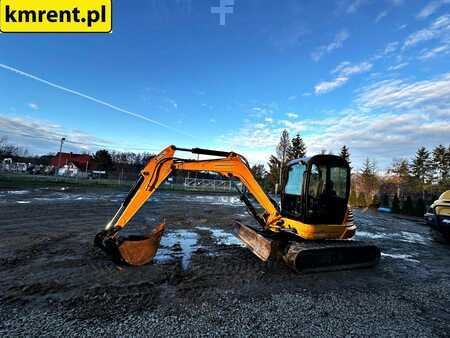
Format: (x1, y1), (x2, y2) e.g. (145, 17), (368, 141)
(0, 63), (193, 138)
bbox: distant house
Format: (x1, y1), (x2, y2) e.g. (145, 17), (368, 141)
(57, 162), (85, 177)
(51, 152), (92, 177)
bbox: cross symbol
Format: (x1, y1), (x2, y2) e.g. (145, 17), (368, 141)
(211, 0), (234, 26)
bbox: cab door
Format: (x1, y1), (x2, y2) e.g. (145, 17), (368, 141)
(281, 161), (306, 220)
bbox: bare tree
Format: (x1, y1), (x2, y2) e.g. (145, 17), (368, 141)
(276, 130), (290, 193)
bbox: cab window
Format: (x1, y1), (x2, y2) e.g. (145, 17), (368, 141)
(330, 166), (348, 198)
(308, 164), (326, 199)
(285, 163), (305, 196)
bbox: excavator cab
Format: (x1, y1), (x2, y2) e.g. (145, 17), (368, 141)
(282, 155), (350, 225)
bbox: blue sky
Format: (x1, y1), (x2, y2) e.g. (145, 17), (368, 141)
(1, 0), (449, 169)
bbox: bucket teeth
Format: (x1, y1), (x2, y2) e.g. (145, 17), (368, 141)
(94, 223), (165, 266)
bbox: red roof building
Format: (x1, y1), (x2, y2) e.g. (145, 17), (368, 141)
(51, 152), (92, 169)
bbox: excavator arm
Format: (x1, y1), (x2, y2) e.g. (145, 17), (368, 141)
(95, 145), (282, 265)
(106, 145), (280, 232)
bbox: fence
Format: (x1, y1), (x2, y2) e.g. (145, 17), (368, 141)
(1, 172), (240, 194)
(183, 178), (238, 193)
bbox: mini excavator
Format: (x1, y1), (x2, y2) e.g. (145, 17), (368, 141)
(95, 146), (380, 272)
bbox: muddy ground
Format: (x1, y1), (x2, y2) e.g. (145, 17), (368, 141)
(1, 186), (450, 336)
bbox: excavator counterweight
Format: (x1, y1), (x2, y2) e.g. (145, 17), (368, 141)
(94, 145), (380, 272)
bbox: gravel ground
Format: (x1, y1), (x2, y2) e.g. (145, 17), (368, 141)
(1, 187), (450, 337)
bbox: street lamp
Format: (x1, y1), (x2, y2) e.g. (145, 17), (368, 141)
(56, 137), (66, 175)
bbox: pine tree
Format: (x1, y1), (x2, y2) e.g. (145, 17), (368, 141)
(391, 194), (401, 213)
(267, 155), (280, 193)
(433, 144), (450, 183)
(276, 129), (290, 165)
(371, 194), (380, 208)
(415, 198), (426, 217)
(381, 193), (390, 207)
(251, 164), (267, 188)
(276, 130), (290, 191)
(402, 196), (414, 216)
(360, 158), (379, 198)
(411, 146), (433, 184)
(339, 145), (351, 166)
(389, 159), (411, 195)
(287, 133), (307, 160)
(357, 192), (367, 207)
(349, 188), (357, 206)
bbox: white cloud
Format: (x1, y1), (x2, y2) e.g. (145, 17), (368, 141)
(0, 115), (162, 155)
(315, 77), (349, 94)
(264, 117), (274, 123)
(288, 95), (297, 101)
(332, 61), (373, 76)
(27, 103), (39, 110)
(417, 0), (450, 19)
(375, 10), (389, 23)
(384, 41), (399, 55)
(0, 115), (114, 154)
(223, 70), (450, 168)
(418, 44), (450, 59)
(404, 14), (450, 48)
(221, 106), (449, 168)
(387, 62), (409, 71)
(388, 0), (404, 6)
(209, 118), (216, 123)
(356, 72), (450, 116)
(315, 61), (372, 95)
(286, 112), (299, 119)
(311, 29), (350, 61)
(280, 120), (307, 133)
(346, 0), (368, 13)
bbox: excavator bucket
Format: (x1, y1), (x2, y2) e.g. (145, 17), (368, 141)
(94, 223), (165, 266)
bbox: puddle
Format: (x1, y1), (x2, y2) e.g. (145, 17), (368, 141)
(356, 230), (429, 245)
(197, 226), (244, 247)
(16, 200), (31, 204)
(381, 252), (420, 263)
(7, 190), (30, 195)
(400, 231), (428, 244)
(354, 231), (388, 240)
(154, 230), (199, 270)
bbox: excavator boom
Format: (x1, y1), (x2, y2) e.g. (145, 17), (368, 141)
(95, 145), (380, 271)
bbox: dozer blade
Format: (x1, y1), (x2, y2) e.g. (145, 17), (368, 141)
(234, 221), (278, 261)
(94, 223), (165, 266)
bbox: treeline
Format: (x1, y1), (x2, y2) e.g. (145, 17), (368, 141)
(251, 130), (450, 217)
(350, 145), (450, 216)
(0, 137), (156, 178)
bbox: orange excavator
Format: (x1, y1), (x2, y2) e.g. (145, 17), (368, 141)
(95, 146), (380, 272)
